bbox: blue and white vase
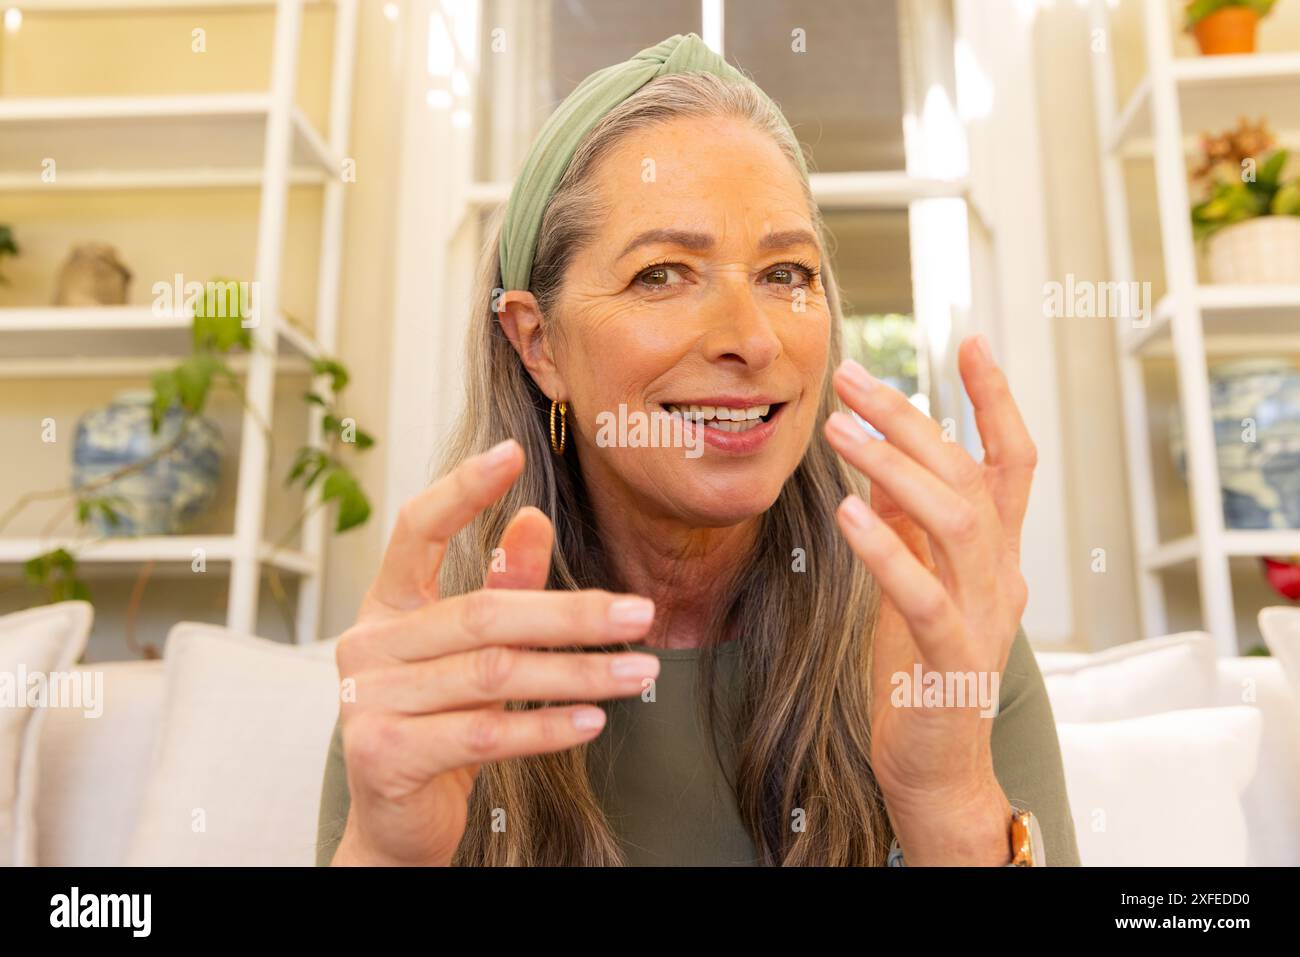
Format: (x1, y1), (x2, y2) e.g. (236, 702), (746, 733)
(1170, 359), (1300, 530)
(71, 390), (223, 536)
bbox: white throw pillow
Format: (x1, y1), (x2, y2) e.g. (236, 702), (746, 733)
(125, 623), (340, 866)
(1038, 631), (1216, 722)
(1057, 706), (1261, 866)
(0, 602), (93, 866)
(1259, 607), (1300, 703)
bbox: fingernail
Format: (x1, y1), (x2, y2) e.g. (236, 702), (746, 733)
(483, 439), (516, 471)
(973, 334), (992, 362)
(572, 707), (606, 731)
(840, 494), (875, 529)
(827, 411), (866, 444)
(609, 653), (660, 679)
(608, 597), (655, 627)
(837, 358), (876, 390)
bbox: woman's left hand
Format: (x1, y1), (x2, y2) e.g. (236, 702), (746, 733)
(823, 333), (1038, 865)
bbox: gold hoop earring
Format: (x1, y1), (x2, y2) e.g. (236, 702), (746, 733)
(549, 399), (568, 455)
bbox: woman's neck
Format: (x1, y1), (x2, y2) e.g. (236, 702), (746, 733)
(583, 477), (758, 651)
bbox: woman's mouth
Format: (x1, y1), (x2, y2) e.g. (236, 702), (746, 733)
(656, 399), (787, 454)
(662, 402), (781, 433)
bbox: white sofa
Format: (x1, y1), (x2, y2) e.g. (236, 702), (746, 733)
(26, 620), (1300, 867)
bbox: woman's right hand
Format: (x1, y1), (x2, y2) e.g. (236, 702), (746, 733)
(330, 438), (659, 866)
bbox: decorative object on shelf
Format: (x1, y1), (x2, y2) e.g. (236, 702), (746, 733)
(6, 278), (376, 621)
(1190, 119), (1300, 283)
(1205, 216), (1300, 283)
(1170, 358), (1300, 529)
(0, 225), (17, 286)
(71, 390), (223, 537)
(52, 242), (132, 306)
(1185, 0), (1277, 55)
(1262, 556), (1300, 600)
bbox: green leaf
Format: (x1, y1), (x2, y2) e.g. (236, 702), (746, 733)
(1271, 183), (1300, 216)
(286, 446), (330, 488)
(302, 392), (327, 406)
(1256, 149), (1287, 189)
(23, 548), (89, 605)
(192, 279), (253, 352)
(150, 368), (179, 433)
(321, 468), (371, 532)
(351, 428), (376, 450)
(311, 358), (350, 394)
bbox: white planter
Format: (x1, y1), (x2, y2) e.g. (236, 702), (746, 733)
(1204, 216), (1300, 285)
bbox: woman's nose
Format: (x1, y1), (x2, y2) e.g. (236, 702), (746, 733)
(698, 275), (783, 371)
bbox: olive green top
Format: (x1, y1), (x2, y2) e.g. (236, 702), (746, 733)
(315, 627), (1080, 866)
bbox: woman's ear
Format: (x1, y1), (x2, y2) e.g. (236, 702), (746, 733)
(496, 289), (564, 400)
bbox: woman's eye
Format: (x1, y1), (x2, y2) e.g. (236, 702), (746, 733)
(635, 263), (687, 289)
(763, 263), (817, 287)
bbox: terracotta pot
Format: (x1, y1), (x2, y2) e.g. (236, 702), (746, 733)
(1192, 7), (1259, 55)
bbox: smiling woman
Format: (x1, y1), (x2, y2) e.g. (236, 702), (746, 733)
(315, 33), (1079, 868)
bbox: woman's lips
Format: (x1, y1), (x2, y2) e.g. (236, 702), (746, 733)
(664, 402), (786, 454)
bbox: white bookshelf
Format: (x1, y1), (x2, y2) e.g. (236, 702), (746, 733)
(1089, 0), (1300, 655)
(0, 0), (358, 644)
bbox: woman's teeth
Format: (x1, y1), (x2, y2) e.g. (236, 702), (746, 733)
(663, 403), (771, 433)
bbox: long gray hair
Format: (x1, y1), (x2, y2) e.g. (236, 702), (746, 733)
(441, 71), (890, 865)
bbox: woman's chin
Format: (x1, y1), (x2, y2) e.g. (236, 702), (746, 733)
(657, 481), (784, 528)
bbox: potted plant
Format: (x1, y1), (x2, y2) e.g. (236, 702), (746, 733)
(1191, 118), (1300, 283)
(0, 224), (16, 286)
(1185, 0), (1278, 55)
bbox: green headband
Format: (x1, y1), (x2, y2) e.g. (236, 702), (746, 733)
(498, 31), (809, 293)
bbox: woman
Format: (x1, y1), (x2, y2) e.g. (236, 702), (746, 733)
(317, 33), (1079, 867)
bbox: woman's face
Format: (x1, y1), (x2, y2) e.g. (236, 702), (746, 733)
(528, 114), (830, 528)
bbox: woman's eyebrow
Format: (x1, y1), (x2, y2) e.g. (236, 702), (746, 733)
(757, 229), (819, 253)
(615, 227), (818, 261)
(616, 228), (712, 260)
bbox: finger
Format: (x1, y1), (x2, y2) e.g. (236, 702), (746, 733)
(957, 336), (1038, 541)
(349, 704), (612, 781)
(831, 358), (982, 495)
(347, 647), (660, 715)
(484, 506), (554, 590)
(367, 439), (523, 613)
(836, 495), (967, 668)
(825, 412), (994, 600)
(373, 588), (656, 661)
(867, 480), (933, 570)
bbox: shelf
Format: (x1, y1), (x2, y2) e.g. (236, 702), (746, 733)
(1109, 52), (1300, 157)
(0, 94), (338, 191)
(1123, 285), (1300, 356)
(1143, 531), (1300, 571)
(0, 536), (315, 576)
(19, 1), (333, 9)
(0, 306), (320, 377)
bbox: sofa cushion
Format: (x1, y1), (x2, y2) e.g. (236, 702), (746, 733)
(36, 659), (166, 866)
(1216, 646), (1300, 866)
(1057, 706), (1261, 866)
(1037, 631), (1216, 722)
(124, 623), (340, 866)
(0, 601), (93, 867)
